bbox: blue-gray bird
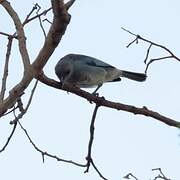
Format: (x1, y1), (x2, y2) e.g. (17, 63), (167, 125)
(55, 54), (146, 93)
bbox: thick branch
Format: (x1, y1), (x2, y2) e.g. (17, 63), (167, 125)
(37, 73), (180, 128)
(0, 0), (73, 117)
(32, 0), (71, 71)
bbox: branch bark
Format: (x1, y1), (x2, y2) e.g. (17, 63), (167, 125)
(0, 36), (13, 102)
(1, 0), (30, 70)
(37, 73), (180, 128)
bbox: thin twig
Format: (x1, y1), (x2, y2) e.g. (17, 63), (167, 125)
(43, 18), (52, 24)
(152, 168), (171, 180)
(23, 7), (52, 26)
(35, 3), (46, 38)
(123, 173), (139, 180)
(18, 121), (86, 167)
(121, 27), (180, 72)
(144, 43), (153, 64)
(0, 36), (13, 102)
(10, 80), (38, 124)
(85, 104), (99, 173)
(0, 32), (17, 38)
(3, 106), (18, 116)
(91, 159), (108, 180)
(0, 121), (17, 153)
(23, 3), (39, 24)
(145, 56), (173, 73)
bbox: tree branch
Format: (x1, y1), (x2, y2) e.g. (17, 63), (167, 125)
(0, 36), (13, 102)
(0, 121), (17, 153)
(37, 73), (180, 128)
(1, 0), (30, 70)
(32, 0), (71, 71)
(18, 121), (86, 167)
(121, 27), (180, 72)
(123, 173), (139, 180)
(152, 168), (171, 180)
(0, 0), (73, 117)
(85, 104), (99, 173)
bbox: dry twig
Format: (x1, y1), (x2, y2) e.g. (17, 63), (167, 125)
(121, 27), (180, 73)
(152, 168), (171, 180)
(123, 173), (139, 180)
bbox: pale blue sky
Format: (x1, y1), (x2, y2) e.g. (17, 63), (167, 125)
(0, 0), (180, 179)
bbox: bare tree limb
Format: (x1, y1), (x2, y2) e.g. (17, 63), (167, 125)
(35, 3), (47, 38)
(91, 159), (108, 180)
(18, 121), (86, 167)
(144, 43), (152, 64)
(37, 73), (180, 128)
(145, 56), (173, 73)
(0, 31), (17, 38)
(23, 7), (52, 26)
(1, 0), (30, 70)
(0, 121), (17, 153)
(0, 0), (73, 117)
(152, 168), (171, 180)
(0, 36), (13, 102)
(10, 80), (38, 125)
(123, 173), (139, 180)
(121, 27), (180, 72)
(85, 104), (99, 173)
(32, 0), (71, 71)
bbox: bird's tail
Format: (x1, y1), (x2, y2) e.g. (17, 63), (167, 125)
(121, 70), (147, 82)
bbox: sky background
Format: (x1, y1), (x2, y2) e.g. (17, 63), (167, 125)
(0, 0), (180, 179)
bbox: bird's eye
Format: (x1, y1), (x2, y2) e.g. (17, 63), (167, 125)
(64, 69), (70, 75)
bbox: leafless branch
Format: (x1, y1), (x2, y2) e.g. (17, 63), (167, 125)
(23, 3), (39, 24)
(35, 3), (47, 38)
(23, 7), (52, 26)
(145, 56), (173, 73)
(43, 18), (52, 24)
(18, 101), (107, 180)
(123, 173), (139, 180)
(0, 0), (73, 116)
(85, 104), (99, 173)
(121, 27), (180, 72)
(91, 159), (108, 180)
(10, 80), (38, 124)
(144, 43), (153, 64)
(1, 0), (30, 70)
(152, 168), (171, 180)
(0, 36), (13, 102)
(0, 121), (17, 153)
(0, 31), (17, 38)
(18, 120), (86, 167)
(37, 73), (180, 128)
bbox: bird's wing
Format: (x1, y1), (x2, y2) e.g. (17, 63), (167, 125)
(74, 54), (115, 69)
(69, 63), (107, 87)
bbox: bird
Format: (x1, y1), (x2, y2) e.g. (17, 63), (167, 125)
(55, 54), (147, 93)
